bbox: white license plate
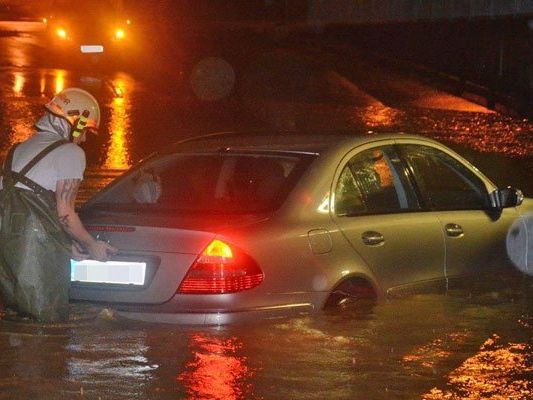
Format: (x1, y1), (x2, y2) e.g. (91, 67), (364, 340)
(81, 45), (104, 54)
(71, 259), (146, 286)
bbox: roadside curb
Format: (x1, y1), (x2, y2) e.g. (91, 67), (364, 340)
(359, 49), (531, 119)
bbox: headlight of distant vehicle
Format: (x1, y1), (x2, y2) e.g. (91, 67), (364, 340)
(114, 28), (126, 40)
(56, 27), (68, 40)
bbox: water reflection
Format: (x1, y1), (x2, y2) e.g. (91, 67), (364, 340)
(39, 72), (46, 95)
(65, 328), (157, 398)
(3, 70), (33, 148)
(54, 70), (65, 94)
(103, 75), (133, 170)
(360, 105), (402, 128)
(423, 333), (533, 400)
(177, 333), (257, 400)
(1, 68), (135, 173)
(13, 73), (24, 95)
(403, 331), (470, 369)
(1, 68), (72, 155)
(0, 328), (70, 399)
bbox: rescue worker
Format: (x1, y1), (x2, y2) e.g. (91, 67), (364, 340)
(0, 87), (117, 322)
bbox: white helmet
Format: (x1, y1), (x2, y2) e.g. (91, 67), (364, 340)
(45, 88), (100, 136)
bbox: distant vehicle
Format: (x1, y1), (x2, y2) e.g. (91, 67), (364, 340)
(71, 132), (531, 324)
(43, 0), (133, 59)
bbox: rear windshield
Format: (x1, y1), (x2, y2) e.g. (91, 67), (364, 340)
(86, 152), (310, 214)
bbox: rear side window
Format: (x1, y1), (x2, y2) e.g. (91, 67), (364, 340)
(335, 146), (419, 216)
(89, 153), (307, 214)
(400, 144), (489, 210)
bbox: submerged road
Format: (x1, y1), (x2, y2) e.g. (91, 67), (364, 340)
(0, 20), (532, 400)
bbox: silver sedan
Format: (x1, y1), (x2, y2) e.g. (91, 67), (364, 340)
(71, 132), (532, 324)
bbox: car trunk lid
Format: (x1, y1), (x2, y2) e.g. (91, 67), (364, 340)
(81, 212), (268, 253)
(69, 213), (268, 304)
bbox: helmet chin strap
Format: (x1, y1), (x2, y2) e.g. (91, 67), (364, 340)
(71, 110), (90, 139)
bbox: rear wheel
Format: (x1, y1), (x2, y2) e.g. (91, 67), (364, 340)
(324, 278), (376, 310)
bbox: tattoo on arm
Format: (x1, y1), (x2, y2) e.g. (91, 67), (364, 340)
(58, 179), (81, 206)
(58, 214), (70, 229)
(56, 179), (81, 232)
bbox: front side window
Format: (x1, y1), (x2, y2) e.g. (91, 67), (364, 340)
(400, 144), (488, 210)
(88, 153), (308, 214)
(334, 146), (418, 216)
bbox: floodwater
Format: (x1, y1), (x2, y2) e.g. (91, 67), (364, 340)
(0, 288), (531, 400)
(0, 21), (532, 400)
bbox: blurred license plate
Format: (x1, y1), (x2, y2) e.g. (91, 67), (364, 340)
(71, 259), (146, 286)
(81, 45), (104, 54)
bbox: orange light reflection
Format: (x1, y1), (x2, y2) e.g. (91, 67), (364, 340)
(39, 72), (46, 95)
(103, 76), (132, 170)
(177, 334), (256, 400)
(54, 70), (65, 94)
(422, 334), (533, 400)
(13, 73), (24, 95)
(361, 105), (401, 128)
(2, 69), (72, 155)
(403, 331), (470, 369)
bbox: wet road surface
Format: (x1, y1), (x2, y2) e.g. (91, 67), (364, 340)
(1, 287), (531, 400)
(0, 21), (532, 400)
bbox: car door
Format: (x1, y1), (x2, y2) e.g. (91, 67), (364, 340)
(332, 143), (446, 294)
(398, 143), (519, 281)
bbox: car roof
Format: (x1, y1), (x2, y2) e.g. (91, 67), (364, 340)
(161, 131), (436, 156)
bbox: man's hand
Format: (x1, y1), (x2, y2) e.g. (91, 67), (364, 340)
(56, 178), (118, 262)
(86, 240), (118, 262)
(71, 241), (88, 261)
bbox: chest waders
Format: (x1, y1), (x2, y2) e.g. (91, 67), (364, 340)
(0, 139), (72, 322)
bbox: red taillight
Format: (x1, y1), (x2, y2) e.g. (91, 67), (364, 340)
(178, 239), (263, 294)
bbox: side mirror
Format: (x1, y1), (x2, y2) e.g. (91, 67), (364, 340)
(488, 187), (524, 210)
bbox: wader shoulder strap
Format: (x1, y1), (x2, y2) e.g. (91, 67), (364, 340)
(18, 139), (69, 176)
(3, 139), (69, 195)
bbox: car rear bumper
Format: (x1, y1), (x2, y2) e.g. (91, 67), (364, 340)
(115, 302), (316, 325)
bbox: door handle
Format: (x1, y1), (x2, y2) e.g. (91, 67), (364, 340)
(362, 231), (384, 246)
(445, 223), (464, 237)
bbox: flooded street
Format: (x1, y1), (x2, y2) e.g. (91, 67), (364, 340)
(0, 21), (532, 399)
(1, 289), (531, 399)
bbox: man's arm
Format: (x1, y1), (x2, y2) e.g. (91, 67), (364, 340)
(56, 178), (117, 262)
